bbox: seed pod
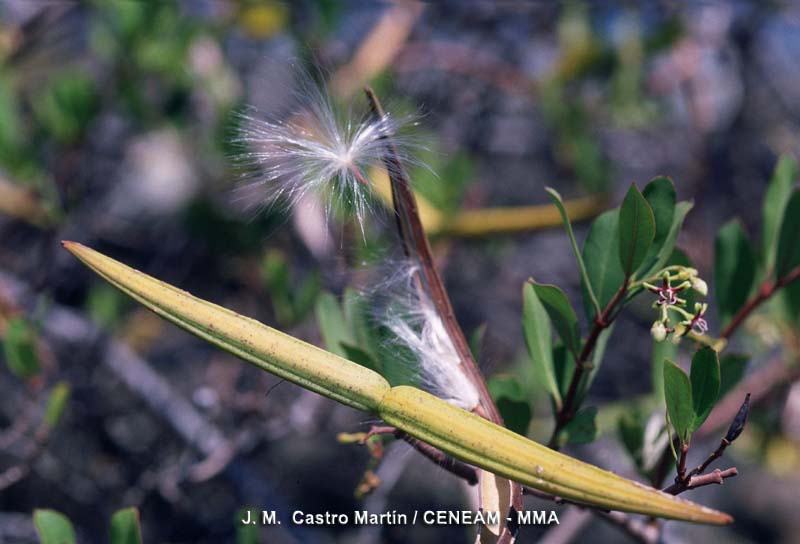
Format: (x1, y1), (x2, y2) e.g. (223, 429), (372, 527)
(725, 393), (751, 443)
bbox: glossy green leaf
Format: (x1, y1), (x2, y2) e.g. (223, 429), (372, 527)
(582, 209), (625, 321)
(663, 359), (694, 444)
(487, 375), (532, 436)
(552, 344), (575, 401)
(34, 510), (76, 544)
(315, 292), (354, 359)
(775, 189), (800, 278)
(522, 282), (561, 408)
(618, 184), (656, 277)
(529, 280), (581, 357)
(2, 317), (40, 380)
(561, 406), (598, 445)
(640, 176), (676, 271)
(763, 155), (798, 272)
(45, 382), (71, 429)
(719, 353), (748, 398)
(714, 220), (756, 326)
(690, 347), (720, 431)
(643, 201), (693, 279)
(109, 507), (143, 544)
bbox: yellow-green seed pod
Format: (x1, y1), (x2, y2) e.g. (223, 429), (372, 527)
(62, 242), (732, 525)
(379, 386), (731, 524)
(63, 241), (390, 412)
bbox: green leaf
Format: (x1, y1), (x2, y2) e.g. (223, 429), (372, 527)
(342, 288), (378, 357)
(561, 406), (598, 445)
(618, 184), (656, 277)
(580, 324), (615, 406)
(552, 344), (575, 401)
(640, 176), (676, 270)
(689, 347), (720, 431)
(522, 282), (561, 408)
(34, 510), (77, 544)
(2, 317), (40, 380)
(487, 375), (533, 436)
(546, 187), (600, 315)
(663, 359), (694, 444)
(45, 382), (71, 429)
(618, 411), (645, 468)
(340, 342), (381, 375)
(109, 507), (142, 544)
(763, 155), (798, 272)
(714, 220), (756, 325)
(582, 209), (625, 321)
(643, 177), (676, 246)
(642, 201), (693, 279)
(315, 292), (354, 359)
(528, 280), (581, 358)
(775, 189), (800, 278)
(719, 353), (748, 398)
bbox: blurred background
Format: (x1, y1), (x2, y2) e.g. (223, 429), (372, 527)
(1, 1), (799, 542)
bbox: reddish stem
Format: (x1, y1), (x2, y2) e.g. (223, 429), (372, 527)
(548, 279), (629, 448)
(720, 265), (800, 340)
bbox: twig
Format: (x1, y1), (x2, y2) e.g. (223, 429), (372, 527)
(364, 87), (502, 424)
(549, 280), (629, 448)
(365, 87), (522, 543)
(720, 265), (800, 340)
(675, 443), (689, 483)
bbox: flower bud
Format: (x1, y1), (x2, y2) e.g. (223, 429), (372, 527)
(692, 277), (708, 297)
(650, 321), (667, 342)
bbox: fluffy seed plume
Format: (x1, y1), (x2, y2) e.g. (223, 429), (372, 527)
(233, 72), (418, 230)
(377, 263), (480, 411)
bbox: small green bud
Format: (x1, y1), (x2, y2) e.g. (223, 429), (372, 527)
(650, 321), (668, 342)
(691, 277), (708, 297)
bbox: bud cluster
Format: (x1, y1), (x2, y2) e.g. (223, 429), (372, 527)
(644, 267), (709, 342)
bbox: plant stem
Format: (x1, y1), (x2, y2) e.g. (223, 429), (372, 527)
(548, 279), (629, 448)
(364, 88), (524, 538)
(720, 265), (800, 340)
(364, 87), (502, 424)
